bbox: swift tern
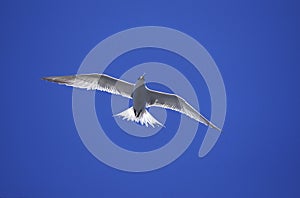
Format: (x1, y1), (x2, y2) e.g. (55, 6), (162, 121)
(42, 73), (221, 131)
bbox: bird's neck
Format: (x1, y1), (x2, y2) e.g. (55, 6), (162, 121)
(134, 81), (145, 89)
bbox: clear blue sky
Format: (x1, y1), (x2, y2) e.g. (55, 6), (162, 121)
(1, 0), (300, 197)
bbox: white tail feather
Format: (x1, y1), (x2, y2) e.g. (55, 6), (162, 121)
(114, 107), (164, 128)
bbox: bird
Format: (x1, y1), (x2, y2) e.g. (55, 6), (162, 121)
(42, 73), (221, 131)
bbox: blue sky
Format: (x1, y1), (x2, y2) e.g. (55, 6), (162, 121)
(1, 0), (300, 197)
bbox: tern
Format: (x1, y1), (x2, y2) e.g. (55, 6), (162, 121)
(42, 73), (221, 131)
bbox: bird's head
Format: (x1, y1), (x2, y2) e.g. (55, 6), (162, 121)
(138, 73), (146, 81)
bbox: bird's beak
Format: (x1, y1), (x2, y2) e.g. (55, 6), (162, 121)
(139, 73), (146, 80)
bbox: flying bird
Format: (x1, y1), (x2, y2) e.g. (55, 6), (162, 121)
(42, 73), (221, 131)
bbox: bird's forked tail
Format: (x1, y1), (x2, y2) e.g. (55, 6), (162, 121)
(113, 107), (164, 128)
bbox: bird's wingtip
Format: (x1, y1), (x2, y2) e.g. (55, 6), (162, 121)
(41, 76), (54, 82)
(208, 122), (222, 132)
(214, 126), (222, 132)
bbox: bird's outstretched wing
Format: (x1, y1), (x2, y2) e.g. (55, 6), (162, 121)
(146, 88), (221, 131)
(42, 74), (134, 99)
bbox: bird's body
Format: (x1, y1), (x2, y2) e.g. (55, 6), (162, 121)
(132, 76), (147, 118)
(42, 73), (221, 131)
